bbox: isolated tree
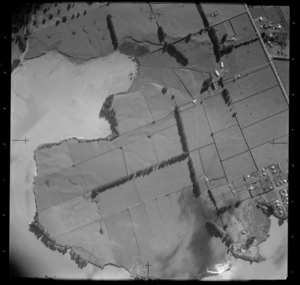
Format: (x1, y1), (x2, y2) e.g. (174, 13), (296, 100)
(67, 3), (71, 11)
(71, 14), (74, 20)
(49, 14), (53, 20)
(43, 8), (47, 14)
(62, 16), (67, 23)
(55, 20), (60, 26)
(83, 10), (87, 15)
(57, 9), (60, 15)
(77, 12), (80, 18)
(42, 18), (46, 24)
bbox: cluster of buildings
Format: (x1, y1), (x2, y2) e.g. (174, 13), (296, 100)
(244, 163), (288, 218)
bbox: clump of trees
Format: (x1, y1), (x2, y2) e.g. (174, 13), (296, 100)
(205, 221), (223, 238)
(69, 249), (88, 269)
(106, 15), (118, 50)
(200, 77), (212, 94)
(11, 59), (21, 72)
(157, 25), (166, 44)
(29, 219), (69, 255)
(220, 33), (228, 45)
(174, 106), (189, 153)
(15, 35), (26, 53)
(185, 33), (192, 43)
(221, 88), (231, 106)
(99, 94), (119, 137)
(234, 200), (241, 208)
(165, 44), (189, 67)
(244, 236), (255, 250)
(218, 76), (224, 88)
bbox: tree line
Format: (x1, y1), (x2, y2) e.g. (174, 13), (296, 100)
(91, 151), (190, 200)
(106, 15), (118, 50)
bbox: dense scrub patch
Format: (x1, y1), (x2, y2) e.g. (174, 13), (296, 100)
(99, 94), (119, 137)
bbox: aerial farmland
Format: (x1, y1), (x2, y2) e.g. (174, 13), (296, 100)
(11, 3), (289, 280)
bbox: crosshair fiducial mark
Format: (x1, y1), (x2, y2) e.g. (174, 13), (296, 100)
(145, 261), (151, 278)
(12, 137), (29, 144)
(270, 138), (288, 146)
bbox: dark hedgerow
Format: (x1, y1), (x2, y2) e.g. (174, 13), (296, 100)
(208, 27), (221, 62)
(187, 157), (201, 198)
(174, 106), (189, 153)
(106, 14), (118, 50)
(91, 152), (189, 200)
(208, 189), (218, 209)
(233, 37), (259, 49)
(166, 44), (189, 67)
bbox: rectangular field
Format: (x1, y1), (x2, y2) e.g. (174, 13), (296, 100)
(251, 135), (288, 170)
(234, 85), (288, 128)
(151, 125), (182, 161)
(112, 91), (153, 134)
(39, 196), (99, 238)
(223, 40), (268, 78)
(134, 159), (191, 202)
(181, 104), (214, 151)
(78, 148), (127, 191)
(35, 165), (86, 211)
(242, 110), (288, 148)
(222, 151), (257, 188)
(55, 220), (116, 267)
(105, 209), (142, 269)
(223, 66), (278, 103)
(123, 136), (158, 174)
(96, 181), (141, 218)
(199, 144), (227, 189)
(203, 93), (237, 133)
